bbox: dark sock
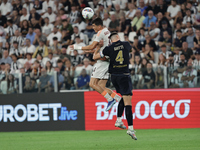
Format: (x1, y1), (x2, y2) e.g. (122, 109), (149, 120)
(125, 105), (133, 126)
(117, 98), (124, 117)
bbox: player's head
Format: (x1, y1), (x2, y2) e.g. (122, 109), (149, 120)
(92, 18), (103, 32)
(109, 32), (120, 42)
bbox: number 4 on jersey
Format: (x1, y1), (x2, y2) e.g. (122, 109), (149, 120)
(115, 50), (124, 64)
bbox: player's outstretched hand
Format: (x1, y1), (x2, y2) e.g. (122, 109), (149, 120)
(69, 45), (74, 50)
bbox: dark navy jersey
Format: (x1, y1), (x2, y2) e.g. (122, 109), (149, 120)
(100, 40), (132, 74)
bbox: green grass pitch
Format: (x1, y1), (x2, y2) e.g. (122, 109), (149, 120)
(0, 128), (199, 150)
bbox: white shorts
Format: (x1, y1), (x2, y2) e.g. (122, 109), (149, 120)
(91, 60), (109, 79)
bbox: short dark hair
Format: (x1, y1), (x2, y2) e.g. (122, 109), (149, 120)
(134, 36), (138, 40)
(176, 29), (182, 33)
(92, 18), (103, 26)
(57, 59), (63, 64)
(161, 44), (166, 48)
(13, 41), (18, 44)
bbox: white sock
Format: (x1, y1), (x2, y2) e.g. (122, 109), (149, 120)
(128, 126), (134, 131)
(104, 93), (113, 102)
(114, 94), (121, 102)
(117, 117), (122, 122)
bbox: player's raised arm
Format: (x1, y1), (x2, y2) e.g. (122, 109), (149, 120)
(69, 40), (99, 51)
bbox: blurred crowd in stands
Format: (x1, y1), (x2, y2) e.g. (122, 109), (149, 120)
(0, 0), (200, 94)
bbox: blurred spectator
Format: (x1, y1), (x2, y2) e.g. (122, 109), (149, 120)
(38, 68), (51, 93)
(60, 46), (71, 62)
(132, 36), (141, 55)
(71, 50), (82, 66)
(49, 37), (62, 56)
(143, 44), (154, 62)
(0, 10), (7, 27)
(193, 29), (200, 50)
(137, 62), (155, 89)
(30, 18), (41, 30)
(118, 15), (131, 34)
(23, 0), (34, 14)
(149, 22), (160, 41)
(173, 47), (181, 67)
(42, 17), (54, 37)
(60, 19), (73, 36)
(145, 0), (160, 16)
(160, 21), (172, 39)
(9, 41), (23, 58)
(138, 28), (146, 42)
(10, 29), (24, 48)
(0, 62), (5, 74)
(0, 49), (12, 64)
(42, 7), (56, 24)
(42, 0), (54, 13)
(33, 0), (43, 15)
(73, 16), (87, 33)
(167, 0), (181, 27)
(24, 53), (35, 65)
(71, 26), (84, 44)
(0, 0), (12, 16)
(48, 67), (64, 91)
(125, 3), (136, 21)
(157, 0), (168, 16)
(6, 74), (17, 94)
(114, 4), (125, 20)
(69, 4), (80, 25)
(166, 54), (176, 68)
(99, 0), (114, 12)
(157, 12), (171, 29)
(23, 75), (35, 93)
(63, 60), (74, 90)
(57, 59), (65, 72)
(47, 26), (62, 46)
(29, 8), (42, 24)
(47, 52), (57, 67)
(22, 39), (35, 55)
(142, 10), (157, 30)
(31, 60), (42, 79)
(155, 67), (164, 88)
(178, 53), (188, 73)
(21, 20), (30, 37)
(26, 27), (36, 45)
(157, 54), (166, 67)
(109, 14), (119, 32)
(76, 58), (93, 76)
(11, 54), (21, 74)
(115, 0), (128, 10)
(24, 61), (32, 74)
(36, 54), (44, 67)
(11, 10), (21, 27)
(75, 69), (90, 90)
(186, 27), (195, 49)
(181, 42), (193, 60)
(20, 8), (30, 26)
(158, 31), (172, 49)
(13, 0), (22, 15)
(0, 26), (6, 49)
(73, 36), (85, 55)
(33, 28), (47, 46)
(174, 30), (186, 48)
(159, 44), (172, 59)
(61, 29), (72, 46)
(181, 61), (197, 88)
(142, 34), (157, 52)
(137, 58), (149, 74)
(103, 12), (111, 28)
(186, 2), (197, 14)
(6, 19), (18, 39)
(138, 0), (147, 16)
(170, 70), (182, 88)
(182, 9), (195, 28)
(45, 61), (54, 76)
(96, 2), (105, 19)
(193, 50), (200, 67)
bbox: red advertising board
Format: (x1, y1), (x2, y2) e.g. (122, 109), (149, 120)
(84, 88), (200, 130)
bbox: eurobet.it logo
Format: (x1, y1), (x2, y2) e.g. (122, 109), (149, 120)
(0, 103), (78, 122)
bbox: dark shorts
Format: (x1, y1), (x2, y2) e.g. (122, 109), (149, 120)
(111, 74), (133, 96)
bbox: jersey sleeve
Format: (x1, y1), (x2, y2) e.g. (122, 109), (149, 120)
(94, 30), (102, 42)
(101, 46), (109, 57)
(124, 41), (132, 52)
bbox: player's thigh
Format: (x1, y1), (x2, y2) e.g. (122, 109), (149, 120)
(89, 77), (100, 86)
(91, 61), (109, 80)
(98, 79), (108, 88)
(122, 95), (132, 106)
(111, 75), (120, 93)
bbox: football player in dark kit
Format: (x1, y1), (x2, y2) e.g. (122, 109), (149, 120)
(93, 32), (137, 140)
